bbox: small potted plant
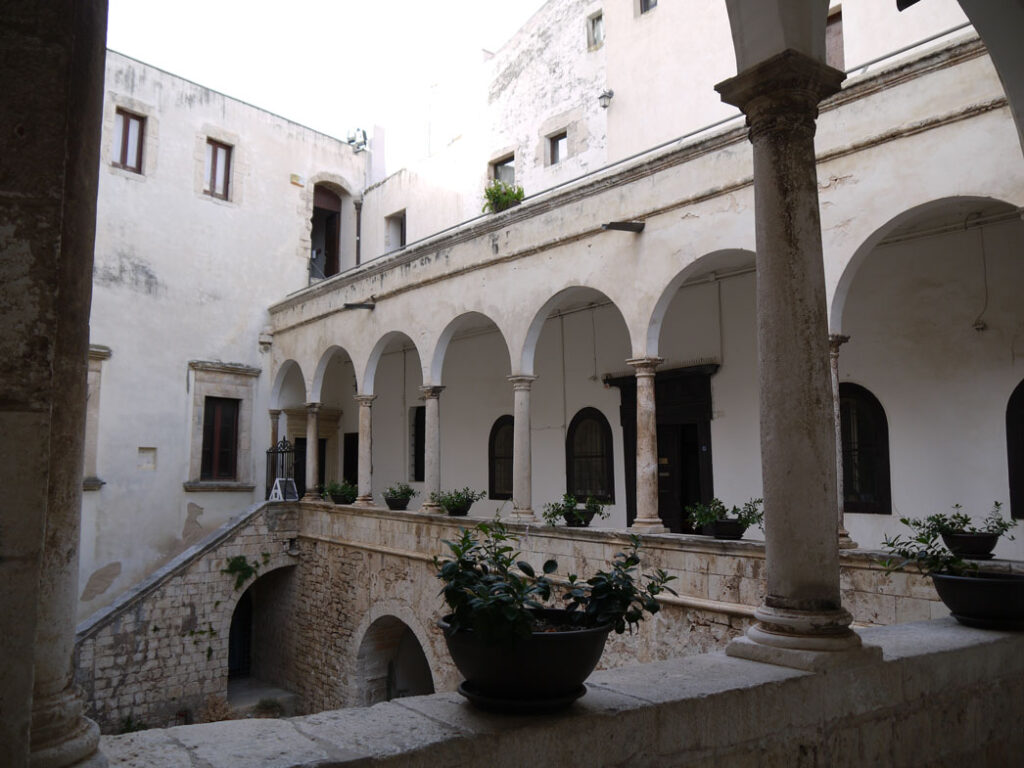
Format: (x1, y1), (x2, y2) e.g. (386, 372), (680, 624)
(686, 497), (763, 540)
(882, 516), (1024, 630)
(908, 502), (1016, 560)
(435, 519), (675, 711)
(381, 482), (418, 511)
(481, 179), (524, 213)
(323, 480), (357, 505)
(542, 494), (609, 528)
(430, 487), (486, 516)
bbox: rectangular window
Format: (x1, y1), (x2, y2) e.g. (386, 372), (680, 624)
(492, 155), (515, 185)
(386, 210), (407, 251)
(204, 139), (232, 200)
(826, 9), (845, 71)
(588, 12), (605, 48)
(412, 405), (425, 482)
(112, 109), (145, 173)
(549, 131), (568, 165)
(640, 0), (657, 13)
(200, 397), (239, 480)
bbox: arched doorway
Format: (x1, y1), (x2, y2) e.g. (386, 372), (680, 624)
(310, 184), (342, 279)
(355, 616), (434, 706)
(1009, 379), (1024, 519)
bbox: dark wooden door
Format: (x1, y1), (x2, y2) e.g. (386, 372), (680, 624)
(293, 437), (327, 497)
(343, 432), (359, 486)
(657, 423), (702, 533)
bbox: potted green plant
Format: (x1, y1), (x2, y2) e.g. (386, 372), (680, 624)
(686, 497), (763, 540)
(323, 480), (357, 505)
(434, 519), (675, 711)
(541, 494), (610, 528)
(381, 482), (418, 511)
(430, 487), (486, 516)
(481, 179), (524, 213)
(907, 502), (1016, 560)
(882, 517), (1024, 630)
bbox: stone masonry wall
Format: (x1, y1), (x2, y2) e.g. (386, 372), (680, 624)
(75, 503), (299, 732)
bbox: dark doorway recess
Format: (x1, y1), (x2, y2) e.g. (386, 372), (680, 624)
(310, 185), (341, 279)
(293, 437), (327, 498)
(228, 588), (252, 679)
(343, 432), (359, 486)
(607, 365), (717, 532)
(1008, 379), (1024, 520)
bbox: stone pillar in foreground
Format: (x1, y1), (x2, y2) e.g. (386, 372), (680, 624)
(354, 395), (376, 506)
(420, 386), (445, 513)
(829, 333), (857, 549)
(302, 402), (321, 500)
(627, 357), (667, 533)
(509, 375), (537, 521)
(716, 51), (878, 670)
(269, 409), (281, 447)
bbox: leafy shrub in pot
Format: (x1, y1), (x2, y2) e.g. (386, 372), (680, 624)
(686, 497), (763, 540)
(904, 502), (1016, 560)
(323, 480), (357, 505)
(541, 494), (609, 528)
(429, 487), (485, 516)
(382, 482), (417, 511)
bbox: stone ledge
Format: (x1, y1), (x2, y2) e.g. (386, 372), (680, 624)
(182, 481), (257, 493)
(100, 618), (1024, 767)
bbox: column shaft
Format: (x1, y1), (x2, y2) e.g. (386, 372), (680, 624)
(628, 357), (667, 533)
(302, 403), (320, 500)
(355, 395), (376, 506)
(269, 409), (281, 448)
(830, 334), (856, 549)
(420, 386), (444, 512)
(509, 376), (537, 520)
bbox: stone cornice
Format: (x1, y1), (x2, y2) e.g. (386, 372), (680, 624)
(88, 344), (112, 361)
(188, 360), (261, 377)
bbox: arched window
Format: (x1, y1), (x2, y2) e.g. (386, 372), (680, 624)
(839, 383), (891, 515)
(1007, 379), (1024, 520)
(488, 415), (514, 500)
(566, 407), (615, 503)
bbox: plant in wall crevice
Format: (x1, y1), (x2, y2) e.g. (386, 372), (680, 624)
(482, 179), (524, 213)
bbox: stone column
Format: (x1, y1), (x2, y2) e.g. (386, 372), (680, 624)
(830, 334), (857, 549)
(627, 357), (667, 533)
(717, 51), (877, 670)
(269, 409), (282, 447)
(420, 386), (445, 513)
(508, 375), (537, 521)
(302, 402), (321, 500)
(354, 395), (376, 506)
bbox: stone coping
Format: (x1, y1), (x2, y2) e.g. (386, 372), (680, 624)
(99, 617), (1024, 767)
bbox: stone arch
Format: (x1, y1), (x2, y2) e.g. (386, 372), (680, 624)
(429, 311), (511, 385)
(830, 196), (1018, 332)
(271, 359), (307, 408)
(646, 248), (756, 358)
(311, 345), (356, 402)
(350, 605), (437, 707)
(363, 331), (423, 394)
(519, 286), (632, 376)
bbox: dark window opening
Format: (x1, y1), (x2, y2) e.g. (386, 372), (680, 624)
(488, 415), (514, 500)
(293, 437), (326, 498)
(491, 155), (515, 185)
(113, 108), (145, 173)
(566, 407), (614, 503)
(840, 383), (891, 515)
(343, 432), (359, 486)
(412, 406), (425, 482)
(1007, 379), (1024, 519)
(201, 397), (239, 480)
(204, 138), (232, 200)
(549, 131), (568, 165)
(640, 0), (657, 14)
(310, 185), (342, 279)
(386, 210), (406, 251)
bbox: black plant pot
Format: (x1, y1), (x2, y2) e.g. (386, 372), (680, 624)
(383, 495), (410, 511)
(940, 532), (999, 560)
(562, 507), (596, 528)
(445, 501), (473, 517)
(701, 519), (747, 540)
(438, 609), (611, 712)
(930, 571), (1024, 630)
(330, 494), (356, 505)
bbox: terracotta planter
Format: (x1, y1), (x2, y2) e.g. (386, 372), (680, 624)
(383, 495), (411, 511)
(438, 608), (611, 712)
(701, 519), (747, 540)
(940, 532), (999, 560)
(930, 571), (1024, 630)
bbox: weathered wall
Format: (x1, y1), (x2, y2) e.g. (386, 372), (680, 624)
(75, 503), (299, 731)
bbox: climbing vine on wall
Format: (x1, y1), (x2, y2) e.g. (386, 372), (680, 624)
(221, 555), (259, 590)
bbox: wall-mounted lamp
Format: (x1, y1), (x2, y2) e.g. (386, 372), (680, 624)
(602, 220), (645, 233)
(343, 300), (376, 310)
(598, 89), (614, 109)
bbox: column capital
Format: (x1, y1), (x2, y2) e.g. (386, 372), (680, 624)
(268, 408), (282, 417)
(626, 356), (663, 376)
(305, 401), (321, 413)
(716, 50), (844, 140)
(419, 385), (445, 399)
(828, 333), (850, 355)
(354, 394), (377, 406)
(507, 374), (537, 390)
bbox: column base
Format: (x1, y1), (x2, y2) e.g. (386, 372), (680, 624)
(838, 534), (859, 550)
(30, 714), (106, 768)
(630, 519), (668, 534)
(509, 507), (537, 523)
(301, 492), (322, 502)
(419, 502), (443, 515)
(353, 495), (375, 507)
(726, 604), (881, 671)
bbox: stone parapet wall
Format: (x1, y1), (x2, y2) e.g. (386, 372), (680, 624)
(75, 503), (300, 732)
(99, 619), (1024, 767)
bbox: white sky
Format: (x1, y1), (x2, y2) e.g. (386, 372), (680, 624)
(106, 0), (548, 170)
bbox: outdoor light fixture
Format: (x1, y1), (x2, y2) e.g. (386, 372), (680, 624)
(343, 301), (376, 310)
(598, 89), (614, 108)
(602, 220), (645, 232)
